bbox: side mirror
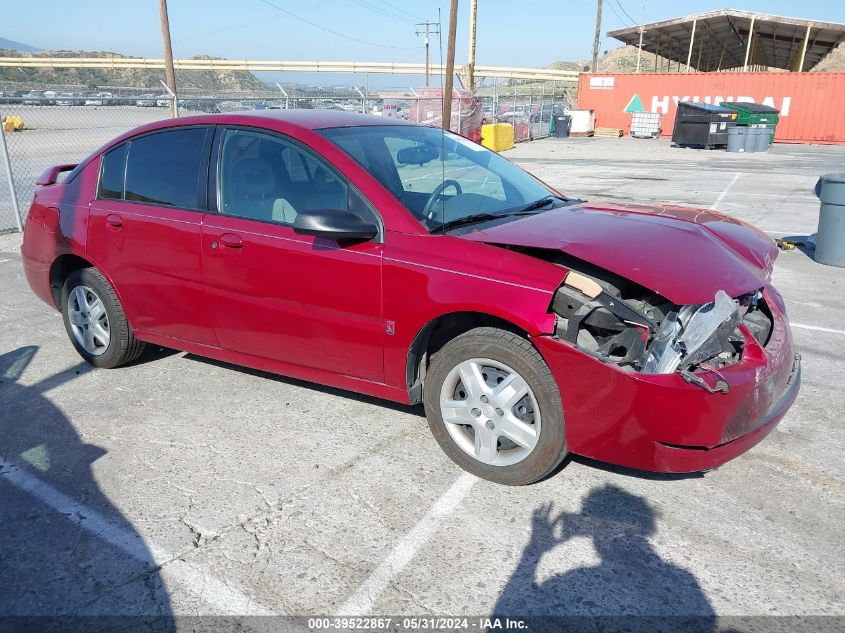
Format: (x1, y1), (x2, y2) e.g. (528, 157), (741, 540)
(292, 209), (378, 241)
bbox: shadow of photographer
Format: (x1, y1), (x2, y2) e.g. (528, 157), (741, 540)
(0, 346), (173, 629)
(492, 485), (715, 632)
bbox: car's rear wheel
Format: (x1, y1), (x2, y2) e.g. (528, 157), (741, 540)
(61, 268), (145, 368)
(423, 327), (567, 485)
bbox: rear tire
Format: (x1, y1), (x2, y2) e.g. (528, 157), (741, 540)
(61, 267), (145, 368)
(423, 327), (567, 485)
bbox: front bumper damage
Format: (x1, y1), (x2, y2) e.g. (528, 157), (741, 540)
(535, 273), (800, 472)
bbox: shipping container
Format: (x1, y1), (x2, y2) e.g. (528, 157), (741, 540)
(577, 72), (845, 144)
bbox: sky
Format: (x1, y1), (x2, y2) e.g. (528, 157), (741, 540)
(7, 0), (845, 87)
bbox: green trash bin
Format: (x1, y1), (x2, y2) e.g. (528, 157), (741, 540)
(719, 102), (779, 145)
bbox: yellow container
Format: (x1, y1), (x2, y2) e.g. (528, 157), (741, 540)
(2, 115), (24, 132)
(481, 123), (514, 152)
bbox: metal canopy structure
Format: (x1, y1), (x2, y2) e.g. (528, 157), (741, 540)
(607, 9), (845, 72)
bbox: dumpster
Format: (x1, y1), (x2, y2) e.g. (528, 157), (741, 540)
(552, 115), (572, 138)
(720, 102), (779, 146)
(719, 102), (779, 126)
(814, 173), (845, 267)
(726, 126), (747, 152)
(671, 102), (737, 148)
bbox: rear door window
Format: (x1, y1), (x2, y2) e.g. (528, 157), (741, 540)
(123, 128), (208, 208)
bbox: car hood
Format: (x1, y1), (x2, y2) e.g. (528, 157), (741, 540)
(460, 200), (778, 305)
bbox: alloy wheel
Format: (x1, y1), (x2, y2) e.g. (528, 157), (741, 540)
(439, 358), (541, 466)
(68, 285), (110, 356)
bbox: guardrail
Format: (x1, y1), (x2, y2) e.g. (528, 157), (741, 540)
(0, 57), (581, 83)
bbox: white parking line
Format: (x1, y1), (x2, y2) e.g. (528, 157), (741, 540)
(710, 172), (743, 210)
(792, 322), (845, 336)
(0, 458), (277, 616)
(0, 258), (13, 264)
(338, 472), (478, 616)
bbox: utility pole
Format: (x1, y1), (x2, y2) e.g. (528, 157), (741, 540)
(467, 0), (478, 91)
(158, 0), (178, 117)
(416, 20), (440, 87)
(442, 0), (459, 130)
(635, 25), (644, 72)
(591, 0), (602, 72)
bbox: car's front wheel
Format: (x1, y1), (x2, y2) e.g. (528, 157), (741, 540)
(61, 267), (145, 368)
(423, 327), (567, 485)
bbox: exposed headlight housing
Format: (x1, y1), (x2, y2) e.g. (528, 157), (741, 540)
(551, 271), (768, 382)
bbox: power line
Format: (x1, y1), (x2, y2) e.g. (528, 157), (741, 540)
(614, 0), (637, 25)
(256, 0), (419, 49)
(370, 0), (423, 22)
(347, 0), (415, 23)
(606, 1), (632, 27)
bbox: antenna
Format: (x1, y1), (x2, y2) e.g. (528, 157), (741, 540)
(438, 7), (446, 229)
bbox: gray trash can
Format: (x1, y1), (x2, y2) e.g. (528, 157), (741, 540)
(814, 173), (845, 267)
(727, 126), (746, 152)
(743, 127), (758, 152)
(753, 126), (770, 152)
(553, 115), (572, 138)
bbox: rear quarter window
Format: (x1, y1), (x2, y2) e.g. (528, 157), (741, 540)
(98, 143), (127, 200)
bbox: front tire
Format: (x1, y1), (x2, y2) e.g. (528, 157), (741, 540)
(61, 267), (145, 368)
(423, 327), (567, 485)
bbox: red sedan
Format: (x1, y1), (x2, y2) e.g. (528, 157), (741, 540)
(22, 111), (800, 485)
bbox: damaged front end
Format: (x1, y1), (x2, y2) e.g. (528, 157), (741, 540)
(550, 260), (773, 392)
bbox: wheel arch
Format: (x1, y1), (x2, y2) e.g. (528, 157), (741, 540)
(48, 254), (96, 308)
(405, 311), (537, 404)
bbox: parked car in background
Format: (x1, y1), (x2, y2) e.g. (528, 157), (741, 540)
(84, 92), (113, 106)
(22, 91), (45, 105)
(136, 94), (156, 107)
(0, 90), (23, 104)
(21, 111), (800, 485)
(55, 92), (82, 106)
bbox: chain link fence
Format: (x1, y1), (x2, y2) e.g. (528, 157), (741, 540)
(478, 84), (573, 143)
(1, 82), (567, 233)
(0, 96), (174, 232)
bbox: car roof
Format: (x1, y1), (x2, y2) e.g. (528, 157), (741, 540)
(148, 109), (421, 132)
(71, 109), (429, 186)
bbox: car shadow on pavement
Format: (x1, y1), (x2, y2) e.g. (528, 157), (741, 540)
(124, 343), (182, 367)
(0, 346), (174, 630)
(491, 485), (715, 633)
(569, 456), (705, 481)
(183, 353), (426, 417)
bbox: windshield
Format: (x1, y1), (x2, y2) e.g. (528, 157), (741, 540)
(318, 125), (558, 232)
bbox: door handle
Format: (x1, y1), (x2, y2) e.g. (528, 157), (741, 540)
(105, 213), (123, 228)
(219, 233), (243, 249)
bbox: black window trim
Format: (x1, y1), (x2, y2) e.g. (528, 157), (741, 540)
(94, 124), (215, 212)
(209, 124), (384, 241)
(96, 141), (128, 201)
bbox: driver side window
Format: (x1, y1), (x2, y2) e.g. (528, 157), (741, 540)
(218, 128), (375, 226)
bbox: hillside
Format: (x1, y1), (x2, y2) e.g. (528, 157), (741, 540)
(0, 36), (39, 52)
(0, 50), (268, 92)
(812, 42), (845, 72)
(551, 43), (845, 73)
(547, 47), (662, 73)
